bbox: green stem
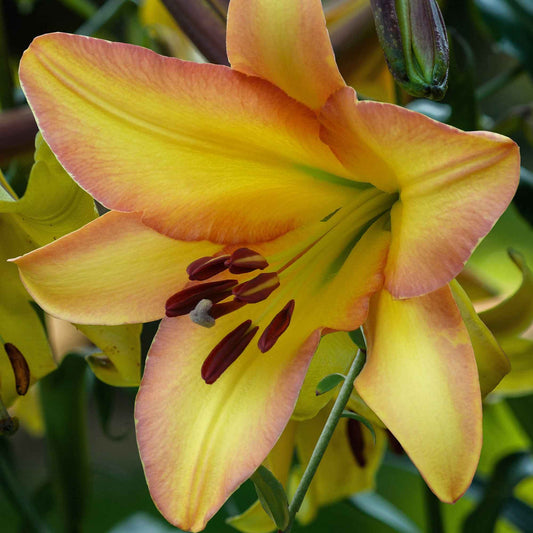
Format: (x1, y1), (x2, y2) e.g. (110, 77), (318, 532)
(0, 440), (49, 532)
(476, 63), (524, 101)
(424, 483), (444, 533)
(283, 348), (366, 532)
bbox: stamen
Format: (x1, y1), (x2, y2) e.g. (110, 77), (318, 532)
(233, 273), (280, 303)
(189, 299), (216, 328)
(225, 248), (268, 274)
(4, 343), (30, 396)
(201, 320), (258, 384)
(258, 300), (295, 353)
(210, 299), (246, 319)
(347, 418), (367, 467)
(187, 255), (230, 281)
(166, 280), (237, 317)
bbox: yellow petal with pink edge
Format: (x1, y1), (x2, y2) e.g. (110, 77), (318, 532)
(450, 280), (510, 397)
(227, 0), (345, 110)
(356, 287), (482, 503)
(13, 211), (221, 325)
(20, 33), (356, 243)
(135, 310), (322, 532)
(226, 421), (296, 533)
(134, 208), (391, 530)
(319, 87), (520, 298)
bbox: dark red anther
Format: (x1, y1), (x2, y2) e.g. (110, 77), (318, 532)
(186, 255), (230, 281)
(166, 280), (237, 317)
(4, 343), (30, 396)
(225, 248), (268, 274)
(347, 418), (367, 468)
(233, 273), (280, 303)
(201, 320), (258, 384)
(258, 300), (295, 353)
(210, 299), (247, 319)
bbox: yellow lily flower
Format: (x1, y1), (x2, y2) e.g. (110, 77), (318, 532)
(1, 134), (141, 402)
(14, 0), (519, 530)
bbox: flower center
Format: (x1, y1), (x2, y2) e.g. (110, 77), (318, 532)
(165, 188), (397, 384)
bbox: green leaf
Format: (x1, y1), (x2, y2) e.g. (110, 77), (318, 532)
(348, 328), (366, 350)
(350, 492), (421, 533)
(249, 465), (290, 530)
(315, 373), (345, 396)
(474, 0), (533, 77)
(340, 411), (376, 444)
(462, 451), (533, 532)
(91, 376), (127, 440)
(40, 355), (90, 532)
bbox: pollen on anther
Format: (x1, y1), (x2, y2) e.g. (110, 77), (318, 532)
(225, 248), (268, 274)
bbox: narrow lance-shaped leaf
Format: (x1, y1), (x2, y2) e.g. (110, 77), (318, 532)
(249, 465), (290, 530)
(315, 373), (345, 396)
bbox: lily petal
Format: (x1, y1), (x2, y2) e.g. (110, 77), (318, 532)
(450, 280), (510, 397)
(14, 211), (221, 325)
(135, 310), (322, 532)
(20, 33), (355, 243)
(0, 220), (55, 405)
(479, 251), (533, 338)
(495, 337), (533, 397)
(292, 332), (354, 420)
(227, 0), (345, 110)
(78, 323), (142, 387)
(356, 287), (482, 503)
(227, 421), (297, 533)
(319, 87), (520, 298)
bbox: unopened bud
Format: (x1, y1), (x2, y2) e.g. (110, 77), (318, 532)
(370, 0), (449, 100)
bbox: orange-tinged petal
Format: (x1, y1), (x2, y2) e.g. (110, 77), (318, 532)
(356, 287), (482, 503)
(227, 0), (345, 111)
(320, 87), (520, 298)
(13, 211), (221, 325)
(135, 209), (391, 530)
(135, 310), (322, 532)
(20, 33), (356, 243)
(227, 421), (297, 533)
(450, 280), (510, 397)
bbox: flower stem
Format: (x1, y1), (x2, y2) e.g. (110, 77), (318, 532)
(283, 348), (366, 532)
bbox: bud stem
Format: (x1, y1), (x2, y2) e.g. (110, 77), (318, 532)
(282, 347), (367, 532)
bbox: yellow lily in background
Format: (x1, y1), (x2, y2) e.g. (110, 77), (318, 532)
(140, 0), (204, 63)
(472, 250), (533, 397)
(0, 135), (141, 400)
(14, 0), (519, 530)
(459, 206), (533, 397)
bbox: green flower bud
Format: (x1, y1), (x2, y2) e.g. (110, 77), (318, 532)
(370, 0), (449, 100)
